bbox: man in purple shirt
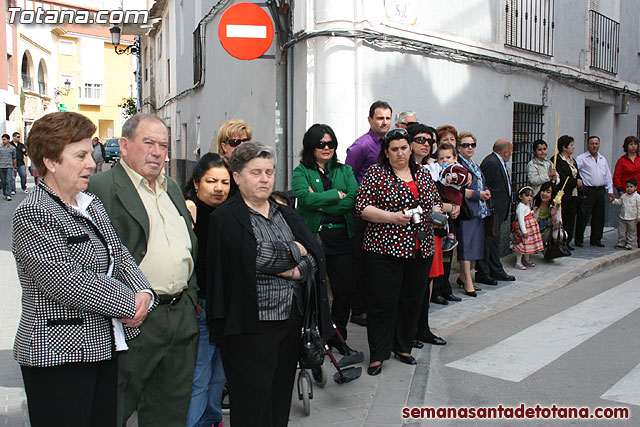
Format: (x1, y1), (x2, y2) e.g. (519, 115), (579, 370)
(344, 101), (392, 329)
(346, 101), (392, 183)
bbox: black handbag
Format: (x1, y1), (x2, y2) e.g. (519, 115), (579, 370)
(458, 198), (474, 221)
(543, 225), (571, 260)
(299, 274), (325, 369)
(484, 200), (500, 237)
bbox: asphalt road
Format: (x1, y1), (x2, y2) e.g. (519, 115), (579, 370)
(409, 260), (640, 426)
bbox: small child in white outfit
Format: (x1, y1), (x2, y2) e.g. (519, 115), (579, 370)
(612, 178), (640, 250)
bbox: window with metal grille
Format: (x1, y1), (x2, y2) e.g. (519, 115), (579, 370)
(512, 103), (544, 213)
(589, 10), (619, 74)
(193, 24), (203, 85)
(505, 0), (554, 56)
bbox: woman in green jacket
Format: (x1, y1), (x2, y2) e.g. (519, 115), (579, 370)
(292, 124), (359, 353)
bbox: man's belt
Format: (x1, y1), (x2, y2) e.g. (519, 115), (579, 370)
(158, 290), (184, 305)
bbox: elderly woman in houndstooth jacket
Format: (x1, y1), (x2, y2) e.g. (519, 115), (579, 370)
(11, 112), (157, 427)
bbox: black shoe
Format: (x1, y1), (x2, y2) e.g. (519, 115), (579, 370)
(350, 313), (367, 326)
(475, 275), (498, 286)
(575, 242), (583, 247)
(393, 352), (417, 365)
(367, 362), (383, 376)
(463, 289), (477, 297)
(567, 245), (575, 251)
(457, 277), (481, 293)
(443, 293), (462, 302)
(431, 295), (448, 305)
(328, 337), (359, 356)
(412, 339), (424, 349)
(415, 332), (447, 346)
(491, 274), (516, 281)
(591, 242), (605, 247)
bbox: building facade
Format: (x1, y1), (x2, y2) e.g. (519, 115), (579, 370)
(139, 0), (640, 211)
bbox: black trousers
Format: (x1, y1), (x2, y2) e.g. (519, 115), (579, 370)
(21, 358), (117, 427)
(575, 186), (606, 244)
(476, 220), (508, 279)
(364, 252), (431, 362)
(351, 214), (367, 316)
(562, 196), (579, 244)
(219, 308), (302, 427)
(326, 249), (358, 339)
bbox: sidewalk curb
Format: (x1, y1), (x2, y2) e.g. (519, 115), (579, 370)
(437, 248), (639, 336)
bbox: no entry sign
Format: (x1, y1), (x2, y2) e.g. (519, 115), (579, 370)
(218, 2), (275, 60)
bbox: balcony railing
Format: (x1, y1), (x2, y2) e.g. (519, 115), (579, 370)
(505, 0), (554, 56)
(589, 10), (619, 74)
(21, 73), (33, 91)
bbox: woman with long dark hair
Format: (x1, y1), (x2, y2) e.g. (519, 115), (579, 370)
(292, 124), (360, 353)
(184, 153), (234, 427)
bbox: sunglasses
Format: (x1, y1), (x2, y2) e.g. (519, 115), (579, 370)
(385, 128), (409, 140)
(316, 140), (337, 150)
(460, 142), (477, 148)
(226, 138), (250, 147)
(412, 136), (435, 145)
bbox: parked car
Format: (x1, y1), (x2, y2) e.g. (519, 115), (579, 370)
(104, 138), (121, 163)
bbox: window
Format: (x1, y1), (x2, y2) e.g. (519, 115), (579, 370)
(59, 39), (74, 56)
(589, 10), (619, 74)
(144, 47), (148, 81)
(505, 0), (554, 56)
(83, 83), (102, 100)
(512, 102), (545, 214)
(193, 25), (202, 84)
(7, 55), (11, 82)
(157, 32), (162, 58)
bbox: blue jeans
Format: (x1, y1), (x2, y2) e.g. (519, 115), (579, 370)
(17, 165), (27, 191)
(0, 168), (12, 196)
(10, 167), (16, 193)
(185, 307), (226, 427)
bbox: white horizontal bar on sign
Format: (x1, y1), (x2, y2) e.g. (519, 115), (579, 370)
(226, 25), (267, 39)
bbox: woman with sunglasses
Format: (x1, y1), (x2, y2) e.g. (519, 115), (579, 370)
(356, 127), (442, 376)
(214, 119), (252, 161)
(456, 132), (492, 295)
(292, 124), (361, 353)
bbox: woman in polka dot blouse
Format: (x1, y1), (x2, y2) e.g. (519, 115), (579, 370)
(355, 128), (443, 376)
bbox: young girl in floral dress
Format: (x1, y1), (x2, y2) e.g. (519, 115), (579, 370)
(513, 186), (545, 269)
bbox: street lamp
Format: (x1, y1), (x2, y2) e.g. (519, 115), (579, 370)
(55, 79), (71, 96)
(110, 25), (140, 55)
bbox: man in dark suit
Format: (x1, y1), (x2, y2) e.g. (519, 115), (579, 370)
(88, 114), (199, 427)
(475, 139), (517, 285)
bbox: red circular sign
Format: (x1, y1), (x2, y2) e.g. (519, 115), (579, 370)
(218, 3), (275, 60)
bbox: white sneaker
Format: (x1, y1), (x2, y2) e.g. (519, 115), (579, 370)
(514, 262), (527, 270)
(24, 189), (28, 193)
(6, 195), (12, 201)
(10, 191), (15, 195)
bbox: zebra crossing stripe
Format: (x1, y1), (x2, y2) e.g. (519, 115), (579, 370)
(600, 362), (640, 406)
(445, 277), (640, 382)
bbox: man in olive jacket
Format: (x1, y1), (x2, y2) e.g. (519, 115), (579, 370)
(88, 114), (198, 427)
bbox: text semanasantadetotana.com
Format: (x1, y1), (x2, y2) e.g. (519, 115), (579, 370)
(402, 404), (630, 420)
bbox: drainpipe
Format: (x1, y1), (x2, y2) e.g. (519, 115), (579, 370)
(286, 46), (293, 190)
(274, 46), (288, 191)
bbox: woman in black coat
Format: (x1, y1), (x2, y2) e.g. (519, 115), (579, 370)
(207, 141), (332, 427)
(550, 135), (583, 249)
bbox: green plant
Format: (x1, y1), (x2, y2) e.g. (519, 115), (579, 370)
(118, 96), (137, 118)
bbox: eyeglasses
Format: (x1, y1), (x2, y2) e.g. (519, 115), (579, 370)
(412, 137), (434, 145)
(226, 138), (250, 147)
(459, 142), (477, 148)
(385, 128), (408, 140)
(315, 140), (337, 150)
